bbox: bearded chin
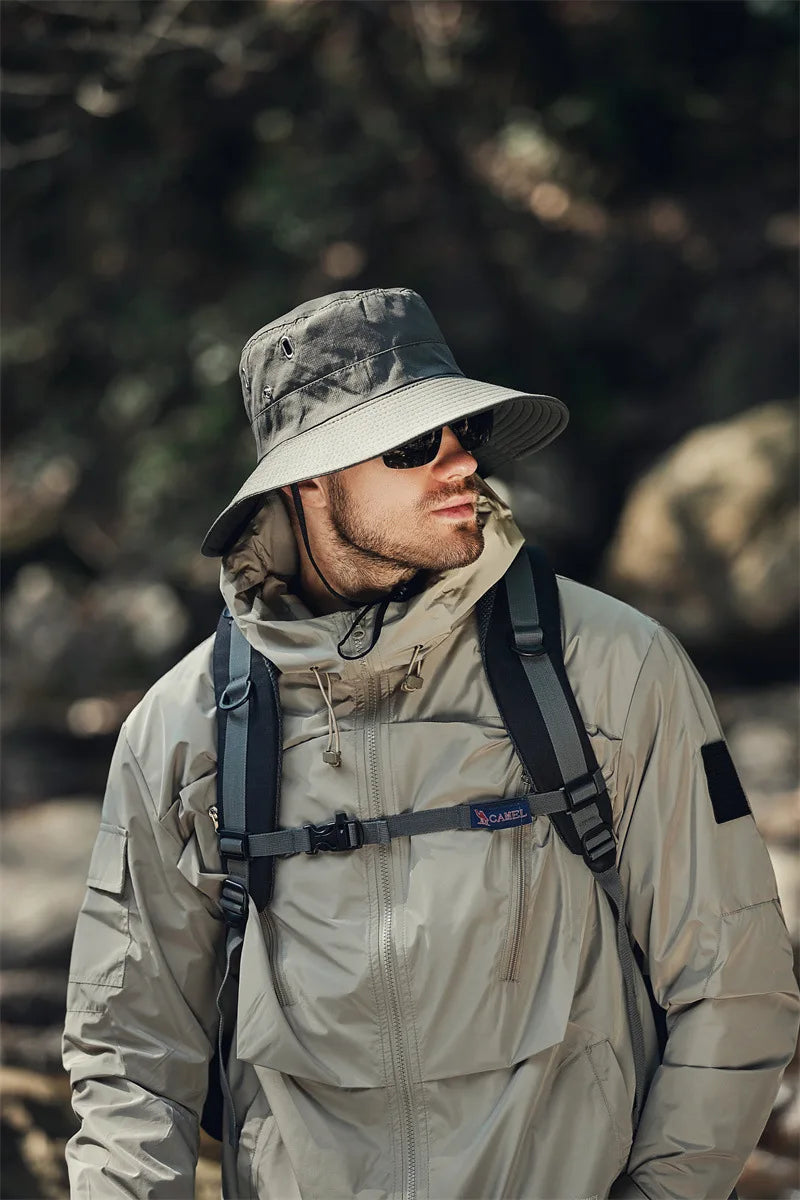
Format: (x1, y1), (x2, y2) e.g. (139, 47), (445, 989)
(328, 481), (485, 574)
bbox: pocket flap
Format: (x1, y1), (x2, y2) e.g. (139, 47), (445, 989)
(87, 824), (127, 894)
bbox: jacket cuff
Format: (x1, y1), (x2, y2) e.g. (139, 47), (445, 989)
(609, 1173), (648, 1199)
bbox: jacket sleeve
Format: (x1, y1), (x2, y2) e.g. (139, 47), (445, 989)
(612, 624), (799, 1200)
(62, 724), (225, 1199)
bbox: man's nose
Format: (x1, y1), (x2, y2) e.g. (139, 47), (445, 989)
(431, 425), (478, 475)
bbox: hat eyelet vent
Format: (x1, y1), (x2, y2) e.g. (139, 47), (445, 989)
(262, 385), (273, 401)
(280, 336), (294, 359)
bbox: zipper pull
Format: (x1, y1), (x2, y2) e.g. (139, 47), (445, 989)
(209, 805), (219, 831)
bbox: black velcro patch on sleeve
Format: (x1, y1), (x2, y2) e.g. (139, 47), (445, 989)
(701, 740), (752, 824)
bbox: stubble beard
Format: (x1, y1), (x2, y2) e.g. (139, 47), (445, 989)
(325, 474), (485, 595)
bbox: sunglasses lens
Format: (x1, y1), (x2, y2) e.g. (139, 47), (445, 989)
(452, 409), (494, 452)
(383, 429), (441, 469)
(382, 410), (495, 469)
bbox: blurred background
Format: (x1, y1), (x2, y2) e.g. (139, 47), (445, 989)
(1, 1), (798, 1196)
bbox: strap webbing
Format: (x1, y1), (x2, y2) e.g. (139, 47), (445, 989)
(503, 546), (648, 1125)
(597, 867), (650, 1122)
(220, 621), (252, 889)
(506, 553), (589, 787)
(213, 611), (283, 910)
(208, 612), (283, 1147)
(221, 784), (583, 859)
(215, 928), (244, 1147)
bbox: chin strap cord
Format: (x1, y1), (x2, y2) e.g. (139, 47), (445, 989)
(289, 483), (422, 661)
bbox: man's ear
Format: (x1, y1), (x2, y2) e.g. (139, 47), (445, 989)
(280, 478), (327, 509)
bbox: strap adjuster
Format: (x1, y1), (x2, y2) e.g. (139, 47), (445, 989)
(220, 877), (249, 929)
(580, 824), (616, 869)
(219, 677), (252, 711)
(508, 624), (546, 658)
(564, 771), (617, 871)
(305, 812), (363, 855)
(565, 772), (603, 811)
(219, 830), (248, 860)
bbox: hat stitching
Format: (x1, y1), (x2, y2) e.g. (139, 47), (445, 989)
(245, 382), (558, 483)
(250, 372), (487, 465)
(248, 338), (451, 423)
(239, 287), (419, 359)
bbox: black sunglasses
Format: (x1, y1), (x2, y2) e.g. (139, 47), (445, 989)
(382, 410), (494, 469)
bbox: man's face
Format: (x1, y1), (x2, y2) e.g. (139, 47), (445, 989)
(318, 424), (485, 575)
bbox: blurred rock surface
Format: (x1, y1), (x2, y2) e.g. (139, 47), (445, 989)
(2, 569), (189, 723)
(604, 403), (799, 662)
(0, 801), (100, 969)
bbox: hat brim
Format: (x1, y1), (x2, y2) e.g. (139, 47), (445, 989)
(201, 374), (568, 556)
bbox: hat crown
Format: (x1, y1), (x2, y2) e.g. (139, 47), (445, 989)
(238, 288), (460, 433)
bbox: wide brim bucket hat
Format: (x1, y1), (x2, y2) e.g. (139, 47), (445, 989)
(201, 287), (569, 556)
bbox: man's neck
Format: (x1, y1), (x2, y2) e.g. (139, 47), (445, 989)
(291, 560), (423, 617)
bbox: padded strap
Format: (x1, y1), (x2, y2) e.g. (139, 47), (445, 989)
(219, 618), (252, 891)
(505, 549), (616, 873)
(213, 610), (283, 912)
(502, 546), (647, 1124)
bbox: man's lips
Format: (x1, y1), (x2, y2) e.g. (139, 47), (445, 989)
(431, 495), (476, 513)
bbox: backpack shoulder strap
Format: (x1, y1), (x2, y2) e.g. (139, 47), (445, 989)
(477, 545), (615, 871)
(213, 608), (283, 915)
(205, 610), (283, 1147)
(477, 545), (647, 1123)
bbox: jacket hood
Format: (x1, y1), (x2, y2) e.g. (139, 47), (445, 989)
(219, 476), (525, 682)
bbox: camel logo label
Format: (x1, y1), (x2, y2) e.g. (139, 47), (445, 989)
(469, 799), (532, 830)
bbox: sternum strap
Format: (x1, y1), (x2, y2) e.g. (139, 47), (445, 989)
(223, 784), (583, 860)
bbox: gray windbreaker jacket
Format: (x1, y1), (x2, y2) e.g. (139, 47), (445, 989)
(63, 480), (799, 1200)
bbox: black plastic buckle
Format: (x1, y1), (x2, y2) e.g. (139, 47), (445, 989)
(220, 877), (249, 930)
(564, 772), (616, 871)
(565, 773), (603, 812)
(580, 824), (617, 871)
(218, 830), (248, 860)
(304, 811), (363, 855)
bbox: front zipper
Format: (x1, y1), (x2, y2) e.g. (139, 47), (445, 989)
(365, 669), (418, 1200)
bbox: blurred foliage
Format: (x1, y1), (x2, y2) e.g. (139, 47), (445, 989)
(2, 18), (797, 1196)
(1, 0), (797, 622)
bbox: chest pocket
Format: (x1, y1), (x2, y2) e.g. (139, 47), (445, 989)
(67, 824), (130, 1007)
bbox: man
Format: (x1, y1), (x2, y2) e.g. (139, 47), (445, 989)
(63, 288), (799, 1200)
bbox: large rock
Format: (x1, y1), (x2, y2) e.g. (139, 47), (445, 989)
(603, 404), (799, 654)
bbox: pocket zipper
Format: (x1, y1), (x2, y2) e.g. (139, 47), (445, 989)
(260, 910), (294, 1008)
(500, 770), (532, 982)
(499, 823), (529, 982)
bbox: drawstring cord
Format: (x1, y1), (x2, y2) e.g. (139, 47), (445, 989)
(401, 644), (425, 692)
(290, 481), (430, 762)
(312, 667), (342, 767)
(311, 646), (428, 766)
